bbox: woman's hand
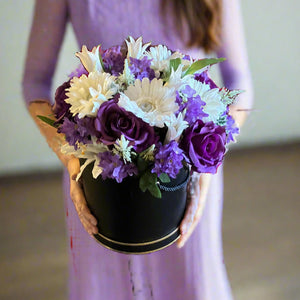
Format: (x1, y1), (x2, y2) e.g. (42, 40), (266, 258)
(177, 173), (211, 248)
(67, 158), (98, 236)
(28, 100), (98, 236)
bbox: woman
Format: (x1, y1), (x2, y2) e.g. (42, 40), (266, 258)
(23, 0), (253, 299)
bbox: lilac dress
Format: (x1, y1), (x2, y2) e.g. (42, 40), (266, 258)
(23, 0), (253, 299)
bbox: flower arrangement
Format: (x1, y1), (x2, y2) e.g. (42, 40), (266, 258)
(40, 36), (242, 198)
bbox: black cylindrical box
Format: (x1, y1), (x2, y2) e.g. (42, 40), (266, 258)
(81, 162), (189, 254)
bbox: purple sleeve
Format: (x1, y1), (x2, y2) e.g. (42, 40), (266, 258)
(22, 0), (68, 106)
(217, 0), (254, 110)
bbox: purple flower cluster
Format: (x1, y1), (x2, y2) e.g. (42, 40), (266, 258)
(102, 46), (125, 76)
(152, 141), (184, 178)
(59, 116), (97, 149)
(176, 86), (208, 125)
(194, 70), (218, 89)
(225, 115), (239, 143)
(98, 151), (138, 183)
(129, 57), (155, 80)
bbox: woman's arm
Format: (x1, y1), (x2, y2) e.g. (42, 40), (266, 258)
(217, 0), (254, 127)
(23, 0), (98, 236)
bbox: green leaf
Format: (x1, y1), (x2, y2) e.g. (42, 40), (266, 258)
(137, 156), (149, 173)
(148, 184), (162, 198)
(159, 173), (171, 183)
(37, 115), (58, 128)
(170, 58), (181, 72)
(139, 171), (162, 198)
(184, 57), (226, 76)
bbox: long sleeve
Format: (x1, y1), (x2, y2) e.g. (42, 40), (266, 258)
(22, 0), (68, 106)
(217, 0), (254, 110)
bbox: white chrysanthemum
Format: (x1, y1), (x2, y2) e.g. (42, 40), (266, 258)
(61, 137), (108, 180)
(75, 45), (103, 73)
(125, 36), (151, 59)
(164, 112), (189, 143)
(66, 71), (118, 118)
(112, 135), (134, 163)
(146, 45), (183, 74)
(202, 89), (227, 123)
(117, 58), (135, 88)
(118, 78), (178, 127)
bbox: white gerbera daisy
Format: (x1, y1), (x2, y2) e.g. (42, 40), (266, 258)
(118, 78), (178, 128)
(146, 45), (183, 74)
(125, 36), (151, 59)
(61, 136), (108, 180)
(75, 45), (103, 73)
(202, 89), (227, 123)
(66, 71), (118, 118)
(164, 112), (188, 143)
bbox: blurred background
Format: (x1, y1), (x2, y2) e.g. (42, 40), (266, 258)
(0, 0), (299, 299)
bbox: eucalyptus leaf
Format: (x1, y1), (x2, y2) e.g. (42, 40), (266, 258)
(184, 57), (226, 76)
(37, 115), (58, 128)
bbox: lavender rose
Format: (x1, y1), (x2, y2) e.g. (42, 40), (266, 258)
(94, 100), (157, 152)
(180, 120), (226, 174)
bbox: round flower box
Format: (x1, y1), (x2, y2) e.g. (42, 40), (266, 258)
(81, 162), (189, 254)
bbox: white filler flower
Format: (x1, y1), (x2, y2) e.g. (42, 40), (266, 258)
(125, 36), (151, 59)
(61, 136), (108, 180)
(146, 45), (182, 74)
(66, 71), (118, 118)
(76, 45), (103, 73)
(119, 78), (178, 128)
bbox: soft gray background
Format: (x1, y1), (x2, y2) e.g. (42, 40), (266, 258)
(0, 0), (299, 175)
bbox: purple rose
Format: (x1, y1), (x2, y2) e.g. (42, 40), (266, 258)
(53, 80), (71, 123)
(180, 120), (226, 174)
(94, 100), (157, 152)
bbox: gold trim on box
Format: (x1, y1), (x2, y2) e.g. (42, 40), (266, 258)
(92, 228), (180, 254)
(96, 227), (179, 246)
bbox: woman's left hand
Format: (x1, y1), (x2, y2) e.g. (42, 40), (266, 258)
(177, 173), (211, 248)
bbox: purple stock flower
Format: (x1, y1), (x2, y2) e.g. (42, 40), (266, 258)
(129, 57), (155, 80)
(68, 64), (88, 79)
(226, 115), (239, 143)
(53, 80), (72, 123)
(176, 86), (208, 124)
(59, 116), (96, 149)
(102, 46), (125, 75)
(180, 120), (226, 174)
(152, 141), (184, 178)
(94, 100), (157, 152)
(98, 152), (138, 183)
(194, 70), (218, 89)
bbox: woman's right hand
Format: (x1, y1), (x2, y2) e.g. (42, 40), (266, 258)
(28, 100), (98, 236)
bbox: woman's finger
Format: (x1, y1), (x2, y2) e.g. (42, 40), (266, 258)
(68, 158), (98, 235)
